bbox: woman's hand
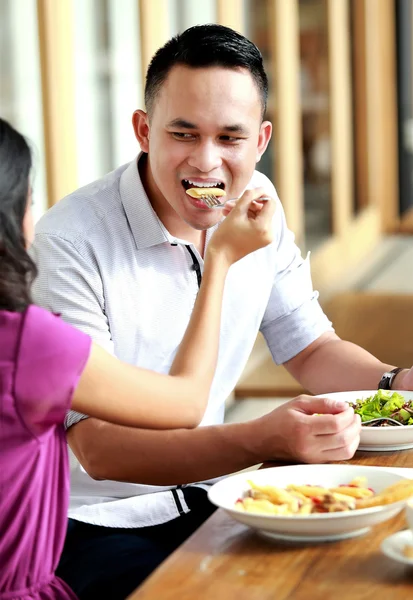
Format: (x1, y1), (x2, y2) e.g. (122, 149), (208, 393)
(206, 187), (276, 266)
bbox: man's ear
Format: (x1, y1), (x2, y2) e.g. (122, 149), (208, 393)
(256, 120), (272, 163)
(132, 110), (150, 152)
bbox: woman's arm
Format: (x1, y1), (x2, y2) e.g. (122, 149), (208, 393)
(71, 190), (275, 430)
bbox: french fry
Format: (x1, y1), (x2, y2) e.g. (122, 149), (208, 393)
(297, 503), (313, 515)
(289, 490), (312, 503)
(286, 484), (329, 498)
(356, 480), (413, 509)
(248, 481), (294, 505)
(241, 498), (291, 515)
(378, 479), (413, 494)
(330, 492), (357, 508)
(348, 477), (368, 488)
(237, 478), (413, 516)
(330, 486), (373, 499)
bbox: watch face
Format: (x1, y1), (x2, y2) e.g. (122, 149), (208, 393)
(379, 368), (403, 390)
(379, 373), (392, 390)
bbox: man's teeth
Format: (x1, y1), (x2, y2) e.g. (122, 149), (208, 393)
(184, 179), (222, 188)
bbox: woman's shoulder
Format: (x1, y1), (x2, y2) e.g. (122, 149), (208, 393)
(14, 305), (92, 434)
(19, 305), (92, 379)
(0, 305), (67, 352)
(22, 304), (90, 350)
(25, 303), (61, 322)
(23, 303), (53, 323)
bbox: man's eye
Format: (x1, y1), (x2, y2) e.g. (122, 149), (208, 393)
(172, 132), (194, 140)
(220, 136), (242, 143)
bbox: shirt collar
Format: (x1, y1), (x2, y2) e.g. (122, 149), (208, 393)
(119, 153), (220, 251)
(120, 154), (171, 250)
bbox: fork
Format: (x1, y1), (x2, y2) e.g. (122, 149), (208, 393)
(362, 417), (404, 427)
(200, 194), (271, 209)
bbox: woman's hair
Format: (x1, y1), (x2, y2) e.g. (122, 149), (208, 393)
(0, 118), (37, 312)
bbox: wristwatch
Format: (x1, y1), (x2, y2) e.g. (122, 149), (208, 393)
(378, 367), (404, 390)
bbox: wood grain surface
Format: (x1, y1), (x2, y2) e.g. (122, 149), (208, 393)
(129, 450), (413, 600)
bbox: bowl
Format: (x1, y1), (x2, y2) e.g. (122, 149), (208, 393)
(316, 390), (413, 451)
(208, 464), (409, 542)
(381, 499), (413, 564)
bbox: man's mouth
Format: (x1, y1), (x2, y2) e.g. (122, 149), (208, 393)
(181, 179), (225, 192)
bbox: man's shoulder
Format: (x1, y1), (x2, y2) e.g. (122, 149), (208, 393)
(248, 169), (278, 199)
(35, 163), (129, 243)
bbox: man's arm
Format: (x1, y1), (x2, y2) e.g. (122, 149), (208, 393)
(68, 394), (361, 486)
(68, 418), (261, 485)
(31, 232), (114, 351)
(253, 193), (407, 393)
(284, 331), (405, 393)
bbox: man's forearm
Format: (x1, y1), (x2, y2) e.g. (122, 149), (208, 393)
(68, 417), (266, 486)
(287, 334), (396, 394)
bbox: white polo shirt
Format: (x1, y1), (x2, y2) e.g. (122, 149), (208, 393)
(31, 156), (332, 528)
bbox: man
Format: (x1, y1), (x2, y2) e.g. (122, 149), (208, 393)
(32, 25), (411, 600)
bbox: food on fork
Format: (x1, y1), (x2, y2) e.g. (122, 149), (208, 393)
(186, 187), (226, 199)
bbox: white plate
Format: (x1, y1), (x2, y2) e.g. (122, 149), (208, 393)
(259, 526), (370, 543)
(208, 464), (408, 542)
(316, 390), (413, 452)
(381, 529), (413, 565)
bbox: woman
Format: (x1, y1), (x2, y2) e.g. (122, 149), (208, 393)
(0, 118), (275, 599)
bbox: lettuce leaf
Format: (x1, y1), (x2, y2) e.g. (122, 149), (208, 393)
(351, 391), (411, 424)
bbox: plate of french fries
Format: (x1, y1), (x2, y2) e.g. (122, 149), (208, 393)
(315, 390), (413, 451)
(208, 465), (413, 542)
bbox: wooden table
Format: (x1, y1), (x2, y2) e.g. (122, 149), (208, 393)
(129, 450), (413, 600)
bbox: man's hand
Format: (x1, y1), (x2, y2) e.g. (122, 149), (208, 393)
(251, 395), (361, 464)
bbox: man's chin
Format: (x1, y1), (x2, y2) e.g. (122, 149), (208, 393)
(183, 214), (223, 231)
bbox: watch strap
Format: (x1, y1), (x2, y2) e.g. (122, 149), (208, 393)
(378, 367), (404, 390)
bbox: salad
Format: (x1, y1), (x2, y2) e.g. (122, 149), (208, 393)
(349, 390), (413, 426)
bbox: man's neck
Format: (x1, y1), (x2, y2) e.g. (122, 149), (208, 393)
(138, 154), (206, 256)
(191, 230), (206, 257)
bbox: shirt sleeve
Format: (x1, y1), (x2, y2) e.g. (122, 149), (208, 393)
(31, 232), (114, 429)
(14, 305), (92, 438)
(259, 200), (333, 365)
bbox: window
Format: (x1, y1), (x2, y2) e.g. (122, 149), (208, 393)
(73, 0), (143, 186)
(0, 0), (47, 221)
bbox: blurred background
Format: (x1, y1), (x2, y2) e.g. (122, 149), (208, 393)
(2, 0), (413, 405)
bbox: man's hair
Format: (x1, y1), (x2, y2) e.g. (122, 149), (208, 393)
(145, 24), (268, 118)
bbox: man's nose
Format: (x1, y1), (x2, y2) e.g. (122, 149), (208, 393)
(187, 140), (222, 172)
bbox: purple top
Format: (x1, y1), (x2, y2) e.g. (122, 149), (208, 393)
(0, 305), (91, 600)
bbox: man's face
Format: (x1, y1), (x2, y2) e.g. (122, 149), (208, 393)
(134, 65), (272, 231)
